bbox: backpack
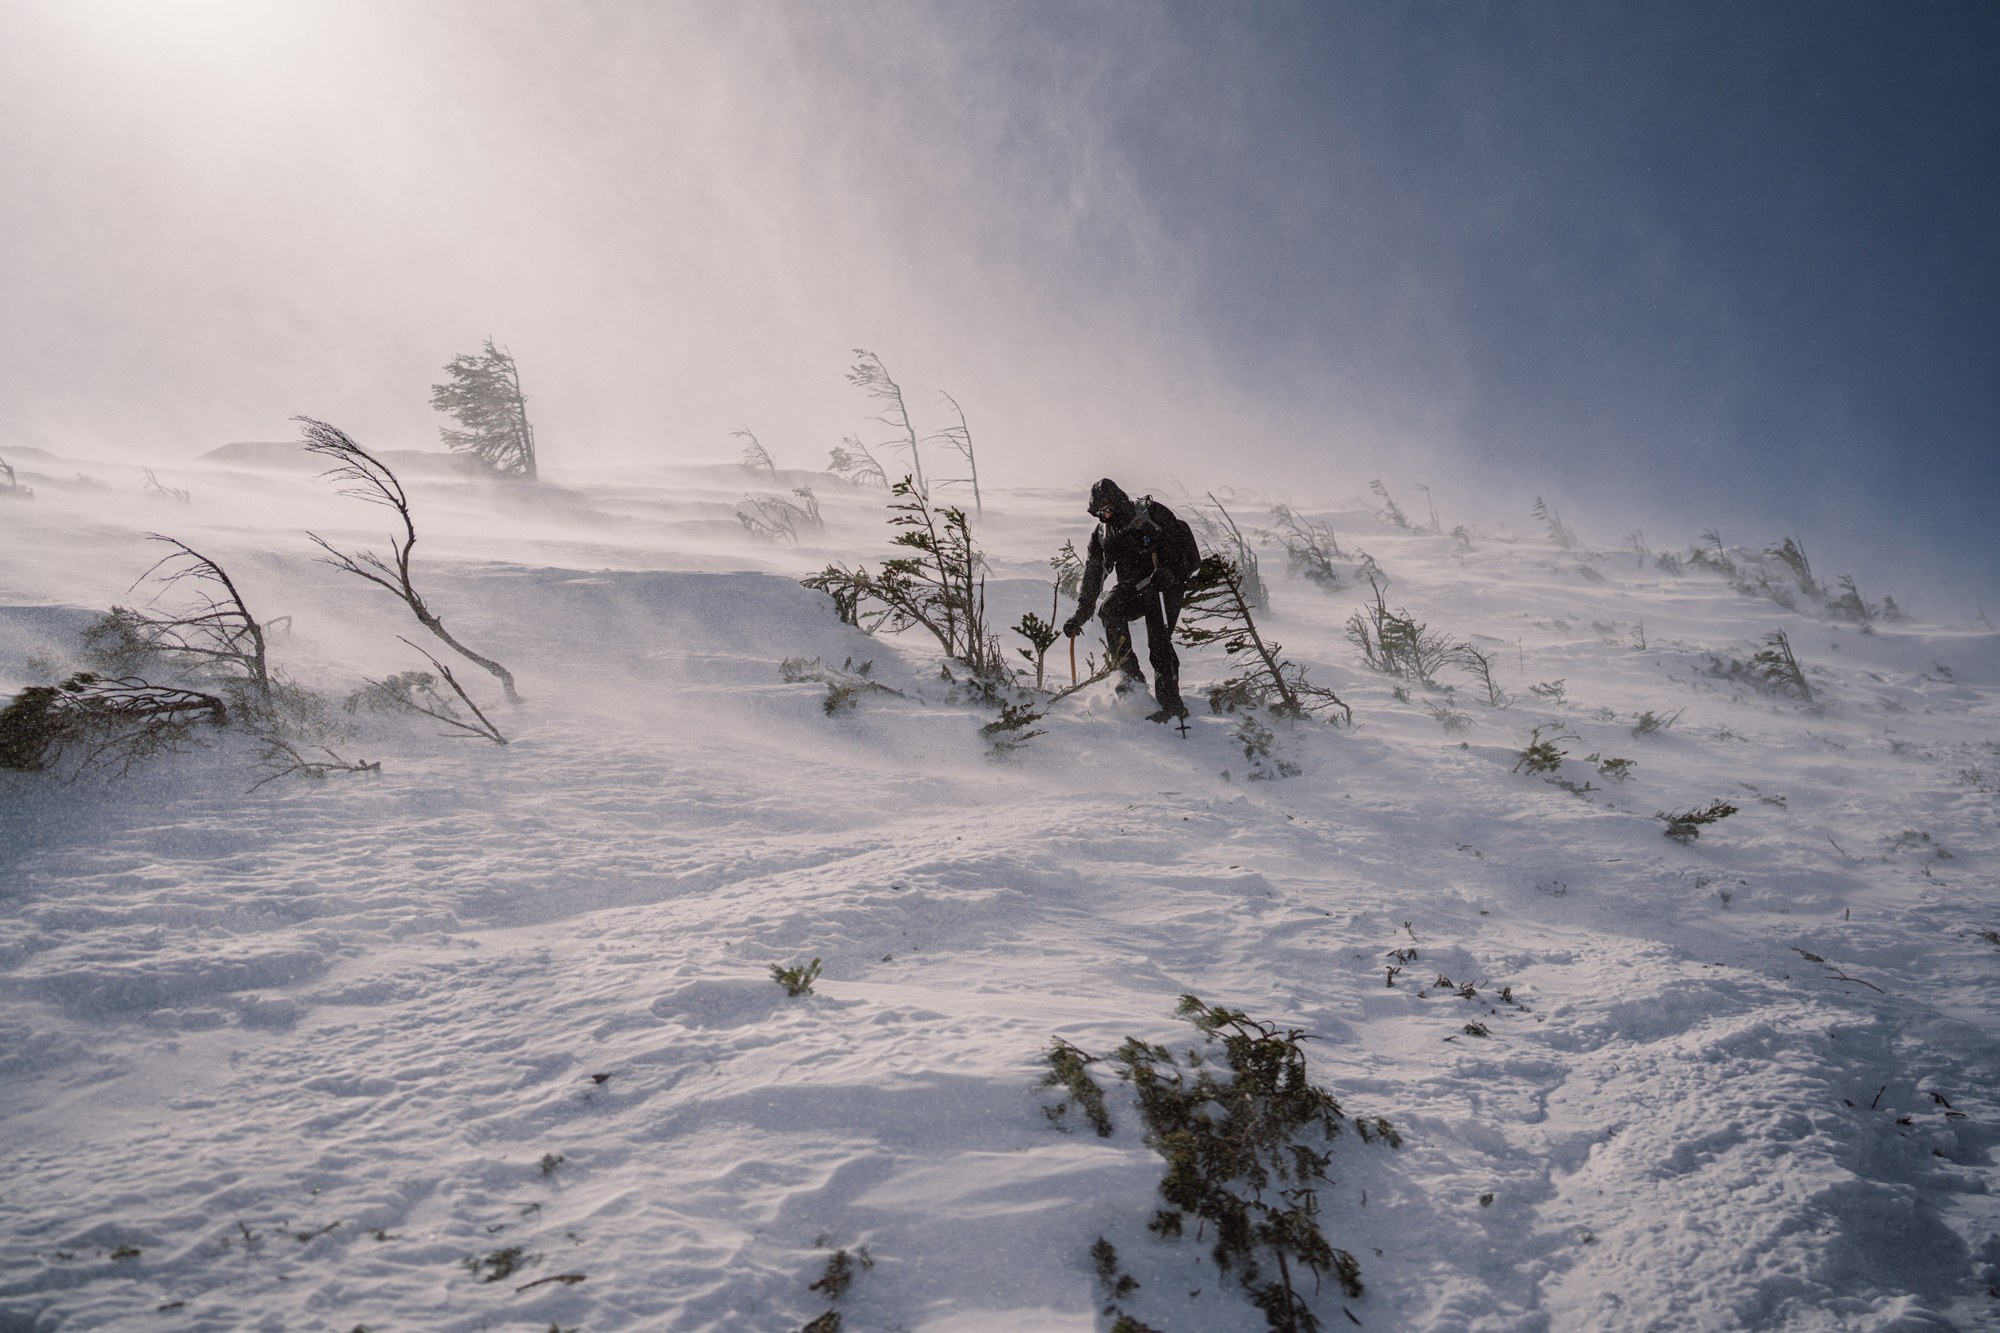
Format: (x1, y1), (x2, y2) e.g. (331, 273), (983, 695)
(1131, 496), (1203, 582)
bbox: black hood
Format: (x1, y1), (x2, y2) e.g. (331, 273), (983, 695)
(1088, 478), (1134, 524)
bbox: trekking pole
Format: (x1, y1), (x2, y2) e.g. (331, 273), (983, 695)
(1069, 635), (1077, 684)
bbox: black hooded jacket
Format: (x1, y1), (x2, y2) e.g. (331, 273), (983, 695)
(1073, 479), (1203, 622)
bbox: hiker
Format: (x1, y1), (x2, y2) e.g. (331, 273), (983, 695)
(1062, 478), (1203, 722)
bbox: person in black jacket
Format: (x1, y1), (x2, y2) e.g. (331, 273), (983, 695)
(1062, 478), (1203, 722)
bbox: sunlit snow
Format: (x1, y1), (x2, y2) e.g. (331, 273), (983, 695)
(2, 445), (1996, 1331)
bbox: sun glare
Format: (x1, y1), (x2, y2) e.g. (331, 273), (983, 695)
(57, 0), (319, 72)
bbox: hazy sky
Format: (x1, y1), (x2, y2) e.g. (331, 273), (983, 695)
(2, 1), (1994, 605)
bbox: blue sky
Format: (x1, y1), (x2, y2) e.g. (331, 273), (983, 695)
(2, 1), (1994, 609)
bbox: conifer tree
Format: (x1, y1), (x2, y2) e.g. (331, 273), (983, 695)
(429, 339), (538, 479)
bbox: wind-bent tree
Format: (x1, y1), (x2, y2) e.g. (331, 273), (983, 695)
(298, 417), (520, 703)
(430, 339), (538, 479)
(928, 391), (982, 516)
(125, 535), (273, 707)
(846, 350), (925, 495)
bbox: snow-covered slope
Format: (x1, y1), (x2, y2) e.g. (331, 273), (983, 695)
(2, 452), (1996, 1332)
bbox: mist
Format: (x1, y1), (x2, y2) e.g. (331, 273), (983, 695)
(3, 0), (1995, 613)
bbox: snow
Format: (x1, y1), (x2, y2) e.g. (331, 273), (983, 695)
(2, 448), (1997, 1333)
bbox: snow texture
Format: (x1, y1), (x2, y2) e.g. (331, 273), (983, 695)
(2, 450), (1997, 1332)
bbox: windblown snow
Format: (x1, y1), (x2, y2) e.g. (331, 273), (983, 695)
(2, 448), (1996, 1332)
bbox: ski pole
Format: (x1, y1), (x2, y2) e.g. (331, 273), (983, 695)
(1069, 635), (1077, 684)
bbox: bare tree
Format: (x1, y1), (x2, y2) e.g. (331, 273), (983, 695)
(846, 350), (926, 495)
(126, 535), (273, 706)
(928, 391), (981, 516)
(734, 427), (776, 476)
(828, 434), (888, 487)
(298, 417), (520, 703)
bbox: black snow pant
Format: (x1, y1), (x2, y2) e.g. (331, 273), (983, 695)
(1099, 581), (1183, 712)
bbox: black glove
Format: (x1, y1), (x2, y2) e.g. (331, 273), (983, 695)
(1062, 614), (1086, 638)
(1150, 565), (1181, 595)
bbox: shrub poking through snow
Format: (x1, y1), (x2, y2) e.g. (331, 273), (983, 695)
(736, 489), (823, 544)
(1121, 996), (1379, 1331)
(770, 958), (823, 997)
(0, 672), (227, 773)
(1512, 726), (1567, 776)
(1532, 496), (1577, 551)
(1269, 504), (1345, 590)
(1631, 708), (1683, 737)
(980, 700), (1047, 756)
(1181, 495), (1267, 609)
(1370, 479), (1410, 530)
(1041, 1039), (1114, 1137)
(1453, 643), (1508, 707)
(463, 1246), (535, 1283)
(1051, 996), (1393, 1332)
(780, 657), (908, 714)
(1658, 801), (1739, 843)
(1345, 575), (1460, 685)
(802, 477), (1007, 680)
(735, 426), (776, 476)
(1181, 554), (1350, 722)
(1713, 631), (1814, 703)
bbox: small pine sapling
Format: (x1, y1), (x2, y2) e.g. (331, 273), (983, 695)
(1631, 708), (1684, 737)
(1105, 995), (1393, 1332)
(736, 491), (823, 544)
(1747, 630), (1814, 702)
(1185, 496), (1266, 608)
(1453, 643), (1508, 707)
(1658, 801), (1738, 843)
(1512, 726), (1567, 775)
(771, 958), (823, 997)
(1370, 479), (1410, 530)
(1345, 575), (1460, 685)
(1766, 538), (1822, 601)
(827, 435), (887, 488)
(1828, 575), (1879, 630)
(980, 700), (1047, 756)
(779, 657), (908, 714)
(1269, 504), (1344, 590)
(1180, 555), (1350, 722)
(1532, 497), (1576, 550)
(802, 478), (1007, 679)
(735, 427), (777, 476)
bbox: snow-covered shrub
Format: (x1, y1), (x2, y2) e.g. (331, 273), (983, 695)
(770, 958), (822, 997)
(1066, 995), (1395, 1332)
(1658, 801), (1738, 843)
